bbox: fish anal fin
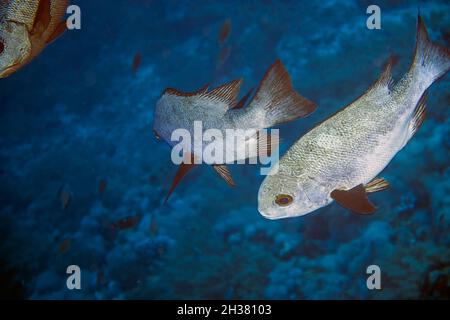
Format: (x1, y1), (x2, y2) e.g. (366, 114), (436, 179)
(32, 0), (52, 35)
(46, 21), (66, 44)
(164, 153), (196, 204)
(232, 87), (254, 109)
(409, 92), (427, 139)
(212, 165), (235, 187)
(203, 79), (242, 108)
(330, 184), (376, 215)
(164, 84), (209, 97)
(256, 131), (280, 157)
(365, 177), (390, 193)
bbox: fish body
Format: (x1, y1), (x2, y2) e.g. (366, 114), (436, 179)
(154, 60), (316, 165)
(153, 60), (316, 202)
(258, 16), (450, 219)
(0, 0), (68, 78)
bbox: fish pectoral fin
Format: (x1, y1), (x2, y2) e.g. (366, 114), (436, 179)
(164, 153), (196, 204)
(365, 177), (390, 193)
(32, 0), (52, 36)
(330, 184), (376, 215)
(232, 87), (254, 109)
(212, 164), (235, 187)
(46, 21), (67, 44)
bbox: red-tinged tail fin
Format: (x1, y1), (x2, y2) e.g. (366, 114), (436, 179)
(245, 60), (316, 128)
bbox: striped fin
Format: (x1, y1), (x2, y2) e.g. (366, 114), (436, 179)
(365, 177), (389, 193)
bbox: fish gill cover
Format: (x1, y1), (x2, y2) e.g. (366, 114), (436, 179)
(0, 0), (449, 299)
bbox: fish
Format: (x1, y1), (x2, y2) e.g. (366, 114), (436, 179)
(58, 238), (70, 254)
(58, 184), (72, 210)
(153, 60), (317, 203)
(98, 179), (107, 194)
(132, 52), (142, 75)
(0, 0), (68, 78)
(258, 15), (450, 219)
(150, 214), (158, 236)
(217, 45), (231, 66)
(218, 19), (231, 44)
(111, 215), (141, 230)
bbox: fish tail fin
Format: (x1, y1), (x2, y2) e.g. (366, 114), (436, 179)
(246, 60), (316, 127)
(411, 15), (450, 89)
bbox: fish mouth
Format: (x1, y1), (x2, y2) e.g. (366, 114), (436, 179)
(257, 202), (289, 220)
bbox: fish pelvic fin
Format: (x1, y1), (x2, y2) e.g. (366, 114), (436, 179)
(411, 15), (450, 88)
(212, 164), (235, 187)
(246, 60), (316, 127)
(163, 153), (197, 205)
(330, 184), (376, 215)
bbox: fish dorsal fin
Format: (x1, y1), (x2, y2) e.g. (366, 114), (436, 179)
(366, 56), (395, 98)
(164, 83), (209, 97)
(365, 177), (389, 193)
(232, 87), (254, 109)
(212, 165), (235, 187)
(201, 79), (242, 108)
(32, 0), (52, 36)
(164, 153), (197, 204)
(330, 184), (376, 215)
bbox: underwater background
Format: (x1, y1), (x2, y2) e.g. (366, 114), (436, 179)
(0, 0), (449, 299)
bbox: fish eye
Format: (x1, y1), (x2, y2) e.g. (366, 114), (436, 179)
(275, 194), (293, 207)
(153, 129), (161, 140)
(0, 39), (4, 54)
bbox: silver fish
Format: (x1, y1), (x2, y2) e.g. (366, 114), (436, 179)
(0, 0), (68, 78)
(258, 16), (450, 219)
(153, 60), (316, 202)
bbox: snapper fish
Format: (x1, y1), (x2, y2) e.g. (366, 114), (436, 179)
(0, 0), (68, 78)
(258, 16), (450, 219)
(153, 60), (317, 203)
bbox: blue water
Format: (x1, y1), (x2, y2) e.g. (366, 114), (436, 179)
(0, 0), (449, 299)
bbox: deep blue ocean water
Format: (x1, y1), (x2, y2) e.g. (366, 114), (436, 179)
(0, 0), (449, 299)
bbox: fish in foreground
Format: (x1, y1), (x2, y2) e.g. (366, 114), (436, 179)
(0, 0), (68, 78)
(258, 15), (450, 219)
(153, 60), (317, 203)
